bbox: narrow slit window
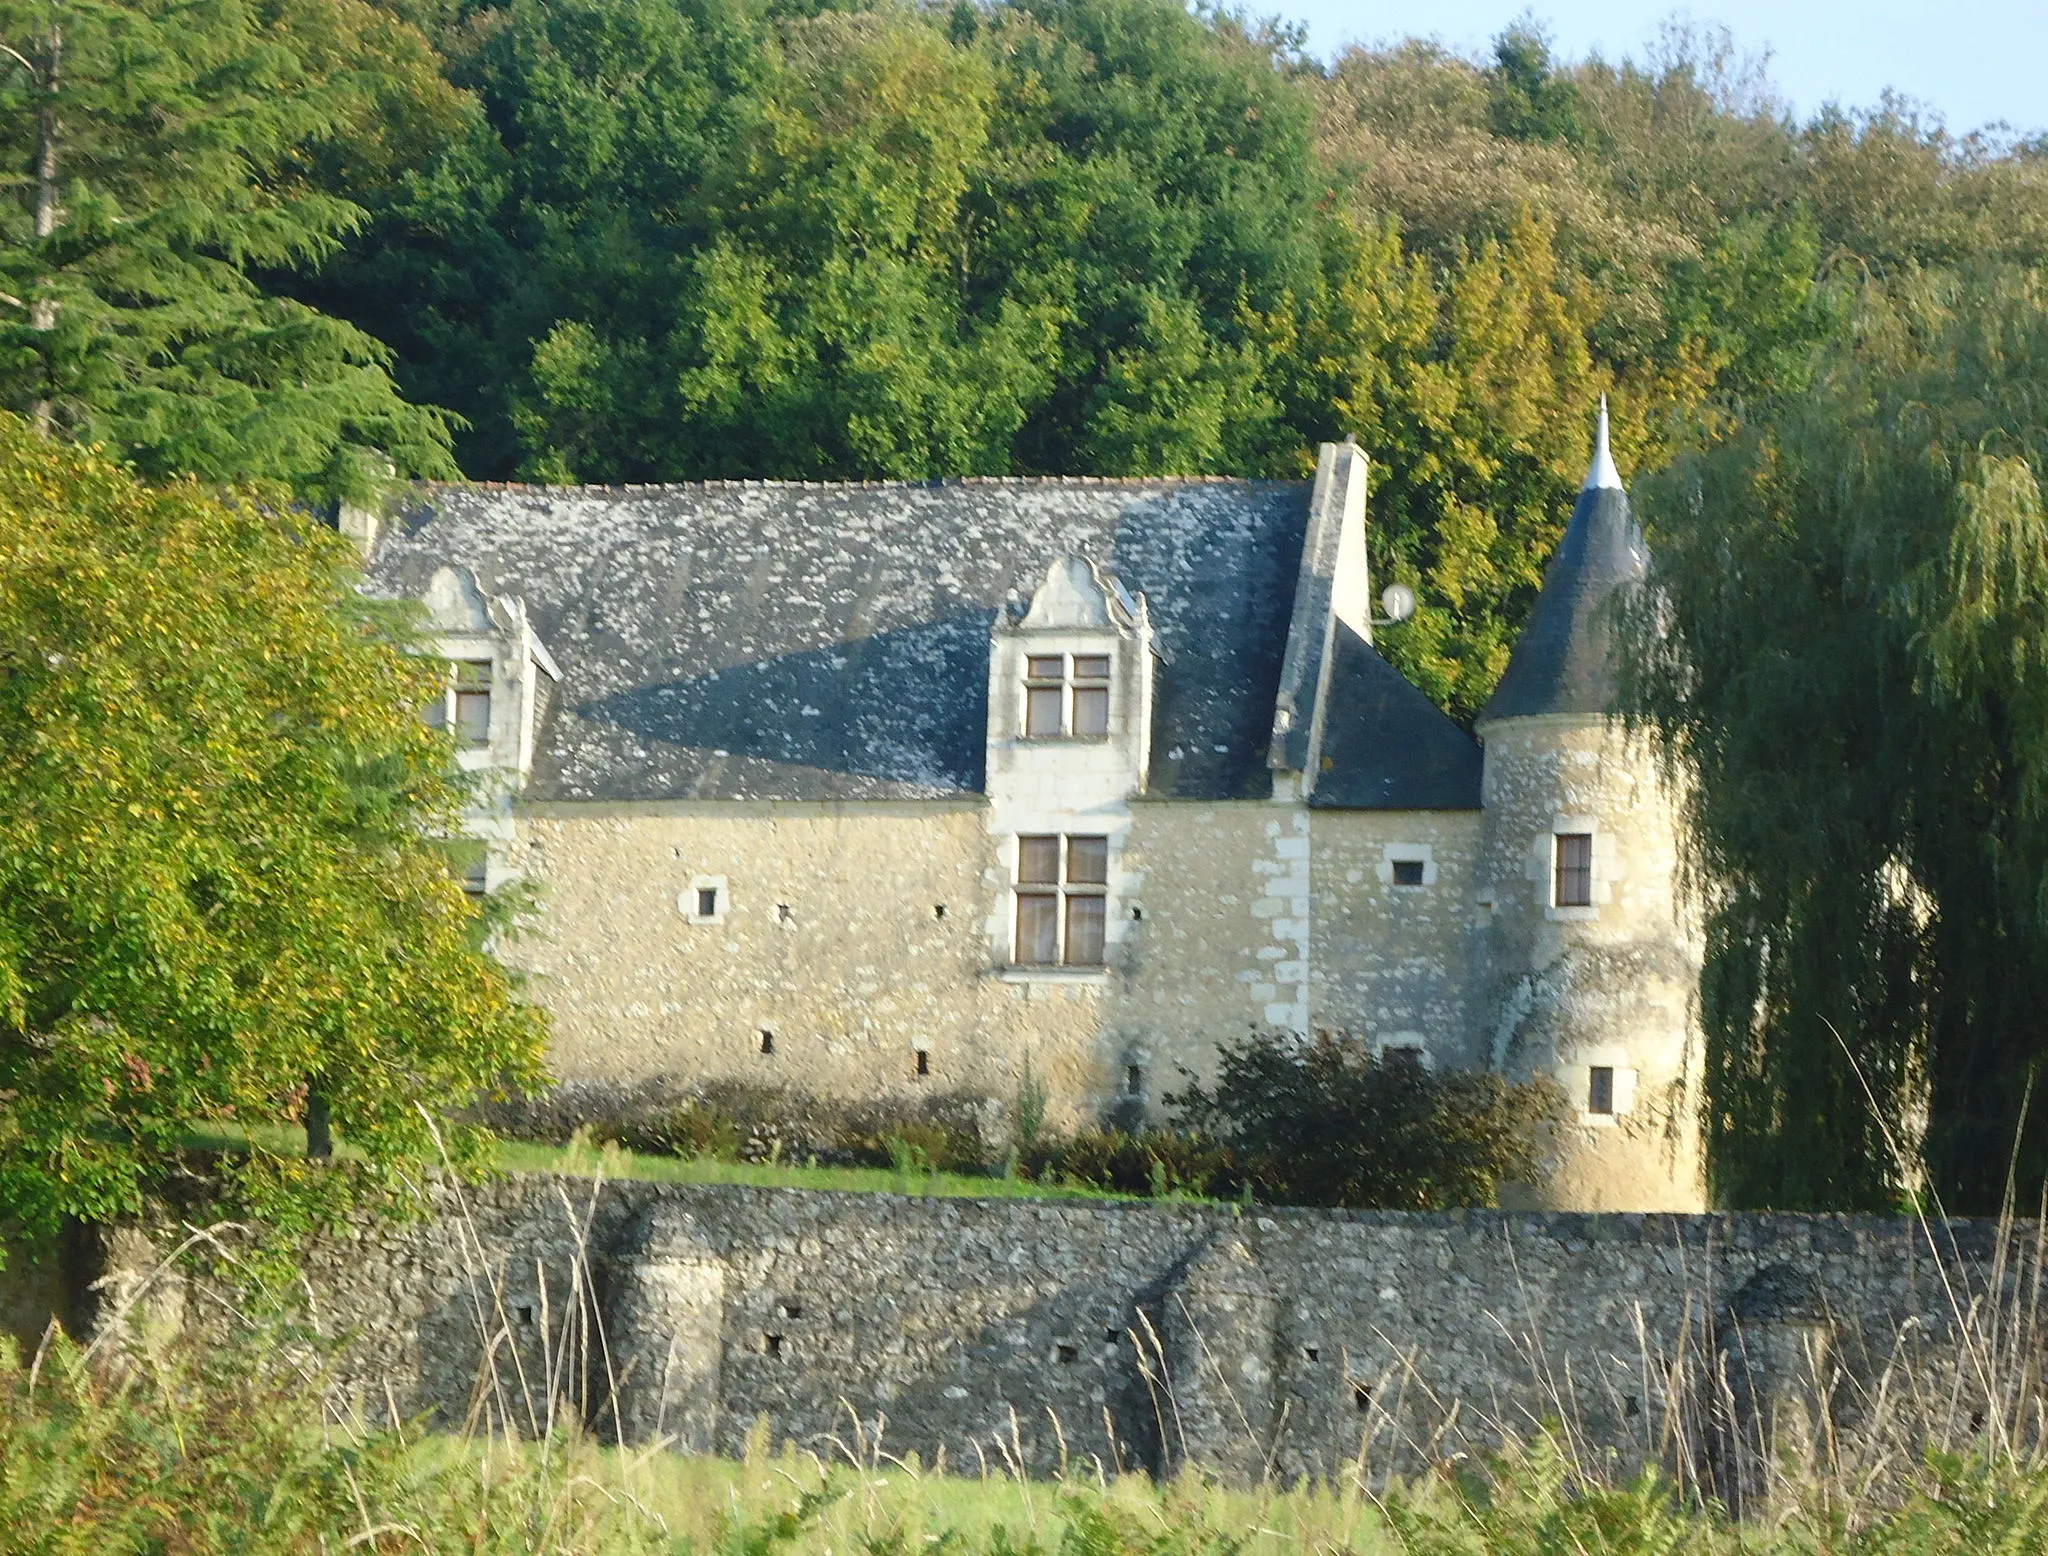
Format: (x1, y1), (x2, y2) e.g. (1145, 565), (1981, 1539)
(1013, 834), (1110, 966)
(1125, 1064), (1143, 1096)
(1554, 833), (1594, 907)
(759, 1029), (776, 1056)
(915, 1049), (930, 1078)
(1588, 1065), (1615, 1115)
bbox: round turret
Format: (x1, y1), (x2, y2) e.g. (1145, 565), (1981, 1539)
(1474, 402), (1704, 1211)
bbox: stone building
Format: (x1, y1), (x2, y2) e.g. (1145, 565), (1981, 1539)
(358, 408), (1703, 1211)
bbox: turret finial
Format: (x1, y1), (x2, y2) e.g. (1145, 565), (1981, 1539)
(1584, 395), (1622, 492)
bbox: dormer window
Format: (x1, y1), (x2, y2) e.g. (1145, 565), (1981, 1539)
(424, 658), (493, 747)
(453, 660), (493, 746)
(1015, 834), (1109, 965)
(1023, 654), (1111, 739)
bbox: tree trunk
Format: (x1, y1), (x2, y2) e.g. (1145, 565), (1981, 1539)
(305, 1089), (334, 1159)
(29, 27), (59, 436)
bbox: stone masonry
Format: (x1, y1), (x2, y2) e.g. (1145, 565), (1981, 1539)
(83, 1176), (2025, 1490)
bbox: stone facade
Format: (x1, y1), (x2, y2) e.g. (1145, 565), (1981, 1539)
(84, 1177), (2019, 1490)
(362, 413), (1706, 1210)
(504, 800), (1486, 1129)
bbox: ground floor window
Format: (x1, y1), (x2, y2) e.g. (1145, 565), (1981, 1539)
(1015, 835), (1108, 965)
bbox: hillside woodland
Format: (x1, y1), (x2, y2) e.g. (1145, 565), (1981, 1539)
(4, 0), (2048, 1210)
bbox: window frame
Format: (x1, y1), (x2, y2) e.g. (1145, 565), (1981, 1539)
(1013, 833), (1111, 967)
(1554, 832), (1594, 908)
(1588, 1064), (1616, 1116)
(1018, 652), (1112, 741)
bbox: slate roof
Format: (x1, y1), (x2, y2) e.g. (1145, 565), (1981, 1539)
(367, 476), (1489, 809)
(1479, 474), (1647, 724)
(1312, 626), (1483, 809)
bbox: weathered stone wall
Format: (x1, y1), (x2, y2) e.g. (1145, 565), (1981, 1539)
(108, 1176), (2015, 1489)
(1308, 810), (1486, 1069)
(505, 799), (1481, 1133)
(1475, 715), (1704, 1211)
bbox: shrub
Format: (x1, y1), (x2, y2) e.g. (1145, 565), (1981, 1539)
(1166, 1029), (1562, 1209)
(591, 1081), (995, 1175)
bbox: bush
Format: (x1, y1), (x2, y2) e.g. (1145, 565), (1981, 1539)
(1166, 1030), (1562, 1210)
(590, 1081), (995, 1176)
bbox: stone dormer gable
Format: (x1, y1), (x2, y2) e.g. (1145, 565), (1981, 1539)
(987, 555), (1156, 800)
(1018, 555), (1133, 632)
(420, 563), (561, 786)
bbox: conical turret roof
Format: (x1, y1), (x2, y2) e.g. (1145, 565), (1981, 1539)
(1479, 399), (1647, 724)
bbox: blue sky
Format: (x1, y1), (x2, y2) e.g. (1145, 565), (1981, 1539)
(1287, 2), (2047, 139)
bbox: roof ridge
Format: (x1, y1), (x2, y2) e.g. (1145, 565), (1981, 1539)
(420, 474), (1298, 495)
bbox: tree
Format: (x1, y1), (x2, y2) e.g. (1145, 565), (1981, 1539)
(0, 416), (548, 1252)
(1625, 265), (2048, 1212)
(0, 0), (460, 499)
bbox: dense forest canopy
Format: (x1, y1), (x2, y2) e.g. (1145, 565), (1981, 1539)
(7, 0), (2048, 1209)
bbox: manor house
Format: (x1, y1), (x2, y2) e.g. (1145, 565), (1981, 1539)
(356, 411), (1704, 1211)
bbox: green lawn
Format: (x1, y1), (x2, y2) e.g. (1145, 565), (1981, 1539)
(178, 1122), (1165, 1203)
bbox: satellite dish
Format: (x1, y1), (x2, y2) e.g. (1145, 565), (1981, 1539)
(1379, 582), (1416, 623)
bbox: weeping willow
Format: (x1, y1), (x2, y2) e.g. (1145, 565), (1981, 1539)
(1625, 265), (2048, 1212)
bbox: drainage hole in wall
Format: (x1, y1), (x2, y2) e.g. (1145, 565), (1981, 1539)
(764, 1333), (785, 1358)
(760, 1029), (775, 1055)
(1972, 1407), (1987, 1433)
(777, 903), (792, 923)
(1056, 1344), (1078, 1364)
(1302, 1346), (1319, 1363)
(1352, 1383), (1372, 1413)
(1131, 906), (1143, 921)
(1624, 1394), (1641, 1420)
(778, 1301), (804, 1320)
(1105, 1328), (1123, 1344)
(516, 1305), (534, 1327)
(934, 904), (947, 920)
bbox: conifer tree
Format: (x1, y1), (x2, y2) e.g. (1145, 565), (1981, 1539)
(0, 0), (458, 497)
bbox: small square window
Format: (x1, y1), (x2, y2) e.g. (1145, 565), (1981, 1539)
(1383, 1045), (1425, 1075)
(697, 886), (719, 918)
(1555, 833), (1594, 908)
(1391, 859), (1425, 887)
(460, 858), (489, 899)
(1588, 1065), (1615, 1115)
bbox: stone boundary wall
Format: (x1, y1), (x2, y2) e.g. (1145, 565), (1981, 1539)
(92, 1177), (2026, 1489)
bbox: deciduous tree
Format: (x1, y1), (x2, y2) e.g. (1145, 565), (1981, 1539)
(0, 417), (547, 1252)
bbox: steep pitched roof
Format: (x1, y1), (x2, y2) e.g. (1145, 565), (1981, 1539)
(1312, 626), (1483, 809)
(1479, 404), (1648, 724)
(367, 478), (1310, 803)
